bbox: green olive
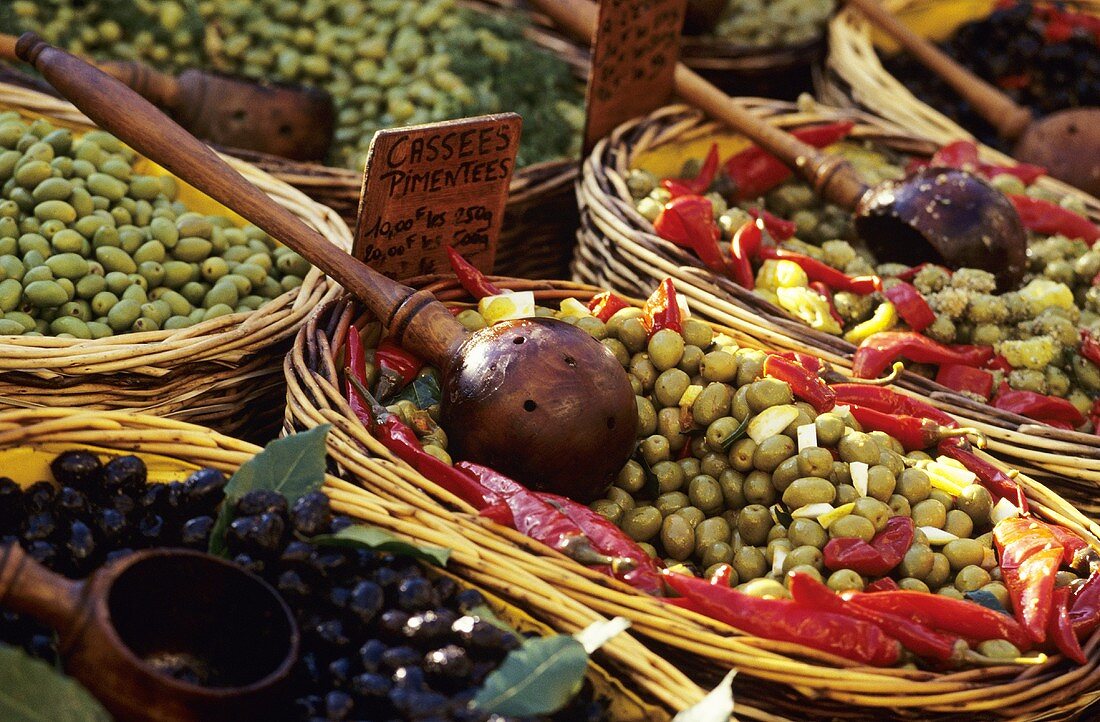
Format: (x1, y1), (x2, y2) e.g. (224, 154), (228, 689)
(866, 465), (896, 502)
(830, 461), (851, 486)
(944, 509), (974, 539)
(617, 317), (647, 353)
(838, 432), (880, 465)
(852, 497), (892, 533)
(700, 350), (738, 383)
(770, 456), (802, 493)
(955, 565), (992, 593)
(700, 542), (734, 569)
(601, 338), (629, 367)
(797, 447), (833, 478)
(829, 514), (876, 542)
(912, 499), (947, 529)
(656, 408), (687, 453)
(660, 514), (695, 561)
(742, 470), (777, 506)
(729, 385), (751, 423)
(635, 395), (657, 436)
(782, 477), (835, 510)
(675, 506), (706, 528)
(929, 489), (955, 511)
(788, 518), (828, 549)
(682, 318), (713, 348)
(898, 578), (930, 592)
(654, 492), (690, 517)
(896, 468), (932, 504)
(956, 485), (993, 528)
(727, 437), (756, 473)
(738, 504), (774, 546)
(651, 460), (684, 494)
(826, 569), (864, 592)
(688, 475), (724, 515)
(942, 538), (984, 571)
(622, 506), (662, 542)
(783, 545), (824, 574)
(680, 345), (704, 376)
(734, 348), (766, 386)
(654, 368), (690, 407)
(740, 578), (788, 599)
(980, 582), (1010, 609)
(925, 553), (952, 588)
(835, 484), (859, 506)
(647, 328), (684, 371)
(616, 460), (645, 494)
(898, 543), (934, 579)
(888, 494), (912, 518)
(700, 452), (729, 479)
(718, 469), (746, 509)
(692, 382), (731, 426)
(590, 499), (623, 524)
(606, 487), (635, 513)
(977, 639), (1021, 660)
(745, 378), (794, 412)
(694, 517), (732, 554)
(732, 545), (768, 581)
(753, 435), (795, 473)
(640, 434), (670, 466)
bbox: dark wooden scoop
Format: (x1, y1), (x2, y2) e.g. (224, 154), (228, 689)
(845, 0), (1100, 198)
(530, 0), (1028, 289)
(13, 34), (636, 501)
(0, 544), (299, 722)
(0, 33), (334, 162)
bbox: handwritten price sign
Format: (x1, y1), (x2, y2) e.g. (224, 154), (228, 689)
(584, 0), (687, 154)
(353, 113), (522, 279)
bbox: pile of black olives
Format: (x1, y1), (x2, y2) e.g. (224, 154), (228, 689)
(0, 451), (607, 722)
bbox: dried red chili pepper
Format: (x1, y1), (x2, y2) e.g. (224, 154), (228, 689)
(747, 207), (797, 241)
(894, 262), (951, 282)
(992, 389), (1085, 427)
(661, 569), (901, 666)
(729, 220), (761, 289)
(662, 143), (719, 197)
(653, 195), (728, 274)
(1032, 520), (1092, 570)
(851, 332), (994, 380)
(1007, 195), (1100, 245)
(832, 384), (958, 427)
(587, 291), (630, 322)
(882, 281), (935, 332)
(345, 326), (375, 426)
(1048, 586), (1087, 664)
(823, 516), (914, 577)
(775, 350), (829, 378)
(845, 590), (1032, 651)
(994, 517), (1065, 643)
(845, 405), (979, 451)
(864, 577), (900, 593)
(789, 573), (963, 662)
(763, 353), (835, 413)
(1070, 573), (1100, 640)
(809, 281), (845, 328)
(935, 364), (995, 400)
(920, 140), (1046, 185)
(1081, 330), (1100, 368)
(758, 247), (882, 294)
(723, 121), (855, 200)
(373, 339), (424, 400)
(446, 245), (501, 299)
(641, 278), (682, 336)
(936, 440), (1029, 513)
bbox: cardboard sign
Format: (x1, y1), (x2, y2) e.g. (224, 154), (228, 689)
(583, 0), (687, 154)
(352, 113), (522, 279)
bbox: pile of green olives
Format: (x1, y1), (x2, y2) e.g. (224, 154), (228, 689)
(0, 113), (311, 338)
(709, 0), (834, 48)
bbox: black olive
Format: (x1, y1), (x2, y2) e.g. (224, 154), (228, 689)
(182, 468), (228, 512)
(23, 482), (56, 514)
(308, 550), (348, 579)
(290, 491), (332, 537)
(231, 553), (265, 576)
(139, 484), (166, 513)
(329, 585), (351, 610)
(431, 577), (458, 606)
(350, 671), (391, 700)
(22, 512), (57, 542)
(324, 690), (355, 721)
(66, 520), (95, 565)
(294, 695), (324, 718)
(24, 540), (57, 567)
(108, 492), (137, 520)
(452, 589), (485, 613)
(377, 610), (410, 643)
(327, 656), (355, 686)
(314, 619), (350, 649)
(0, 478), (23, 532)
(56, 487), (89, 519)
(423, 645), (472, 680)
(235, 489), (287, 517)
(50, 451), (103, 491)
(163, 481), (187, 517)
(395, 577), (435, 612)
(277, 569), (311, 601)
(348, 580), (384, 626)
(359, 639), (387, 673)
(179, 516), (215, 549)
(391, 664), (426, 690)
(95, 508), (128, 546)
(102, 456), (147, 496)
(137, 513), (164, 541)
(330, 515), (355, 533)
(451, 617), (519, 657)
(395, 690), (448, 718)
(380, 645), (420, 671)
(281, 540), (315, 568)
(298, 651), (324, 685)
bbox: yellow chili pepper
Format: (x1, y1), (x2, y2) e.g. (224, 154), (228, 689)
(843, 301), (897, 344)
(776, 286), (843, 335)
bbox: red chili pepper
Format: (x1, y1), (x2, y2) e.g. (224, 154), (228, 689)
(1033, 520), (1091, 570)
(928, 140), (1046, 185)
(789, 574), (962, 662)
(894, 263), (951, 282)
(763, 354), (835, 413)
(446, 245), (502, 299)
(809, 281), (845, 328)
(1081, 330), (1100, 368)
(539, 493), (663, 595)
(662, 143), (719, 197)
(985, 354), (1013, 373)
(1007, 195), (1100, 245)
(730, 220), (762, 289)
(992, 389), (1085, 427)
(661, 569), (901, 666)
(747, 207), (797, 241)
(723, 121), (855, 200)
(776, 350), (829, 378)
(345, 325), (374, 426)
(832, 384), (958, 427)
(935, 364), (995, 401)
(1048, 586), (1087, 664)
(758, 247), (881, 294)
(1070, 572), (1100, 640)
(845, 590), (1032, 651)
(864, 578), (900, 593)
(851, 332), (994, 380)
(708, 563), (734, 586)
(587, 291), (630, 322)
(652, 195), (728, 274)
(1045, 18), (1074, 42)
(994, 517), (1065, 643)
(641, 278), (682, 336)
(823, 516), (914, 577)
(936, 440), (1029, 513)
(373, 339), (424, 400)
(845, 405), (976, 451)
(882, 281), (935, 332)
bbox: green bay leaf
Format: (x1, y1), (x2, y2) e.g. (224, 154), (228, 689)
(311, 524), (449, 567)
(472, 635), (588, 716)
(0, 645), (112, 722)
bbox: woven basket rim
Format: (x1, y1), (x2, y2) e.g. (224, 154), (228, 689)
(283, 275), (1100, 720)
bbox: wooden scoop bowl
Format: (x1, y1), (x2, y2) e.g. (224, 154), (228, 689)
(0, 33), (334, 162)
(13, 33), (636, 502)
(528, 0), (1029, 290)
(0, 544), (299, 722)
(845, 0), (1100, 198)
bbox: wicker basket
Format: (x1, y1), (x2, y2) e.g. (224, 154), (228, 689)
(283, 274), (1100, 720)
(0, 406), (687, 721)
(574, 101), (1100, 519)
(0, 83), (351, 439)
(819, 0), (1100, 185)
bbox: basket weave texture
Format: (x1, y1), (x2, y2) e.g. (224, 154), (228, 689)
(283, 274), (1100, 721)
(573, 101), (1100, 520)
(0, 83), (351, 437)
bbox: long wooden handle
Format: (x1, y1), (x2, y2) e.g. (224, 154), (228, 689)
(844, 0), (1033, 142)
(527, 0), (869, 209)
(0, 543), (82, 636)
(15, 34), (464, 366)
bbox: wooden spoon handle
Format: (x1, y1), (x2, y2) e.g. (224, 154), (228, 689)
(0, 543), (82, 636)
(844, 0), (1033, 142)
(528, 0), (868, 209)
(15, 33), (464, 366)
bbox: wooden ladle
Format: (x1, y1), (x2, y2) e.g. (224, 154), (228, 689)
(0, 33), (334, 162)
(529, 0), (1030, 290)
(844, 0), (1100, 198)
(0, 544), (299, 722)
(13, 33), (637, 502)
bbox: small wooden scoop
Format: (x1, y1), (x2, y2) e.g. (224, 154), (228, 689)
(0, 544), (299, 722)
(14, 33), (636, 501)
(0, 33), (334, 162)
(845, 0), (1100, 198)
(529, 0), (1029, 289)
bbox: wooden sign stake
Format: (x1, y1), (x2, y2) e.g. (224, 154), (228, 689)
(583, 0), (688, 155)
(352, 113), (522, 279)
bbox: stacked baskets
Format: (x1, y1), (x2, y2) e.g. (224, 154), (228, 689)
(283, 274), (1100, 720)
(0, 83), (351, 438)
(572, 100), (1100, 520)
